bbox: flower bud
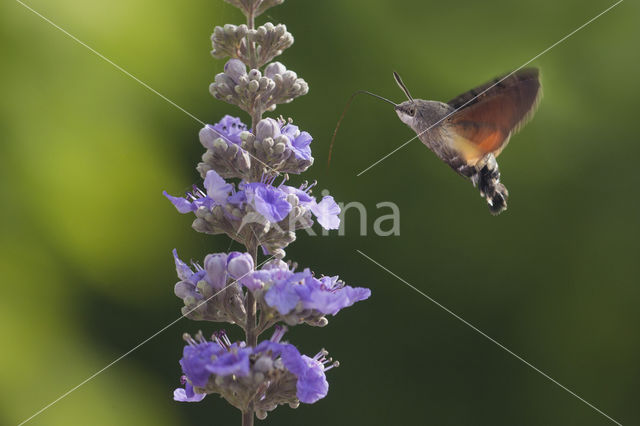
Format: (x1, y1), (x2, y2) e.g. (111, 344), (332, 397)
(256, 118), (280, 140)
(205, 253), (228, 289)
(254, 356), (274, 372)
(274, 142), (286, 154)
(248, 80), (260, 93)
(227, 252), (254, 279)
(224, 59), (247, 82)
(248, 69), (262, 80)
(265, 62), (287, 79)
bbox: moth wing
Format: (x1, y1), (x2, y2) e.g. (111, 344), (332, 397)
(445, 68), (541, 165)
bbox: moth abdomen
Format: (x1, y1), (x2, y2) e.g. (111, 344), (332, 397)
(475, 156), (509, 215)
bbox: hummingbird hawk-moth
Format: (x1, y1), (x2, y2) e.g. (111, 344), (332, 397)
(393, 68), (541, 215)
(331, 68), (541, 215)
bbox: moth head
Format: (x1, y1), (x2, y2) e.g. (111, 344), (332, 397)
(395, 100), (418, 126)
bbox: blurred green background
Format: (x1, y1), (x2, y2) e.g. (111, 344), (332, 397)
(1, 0), (639, 425)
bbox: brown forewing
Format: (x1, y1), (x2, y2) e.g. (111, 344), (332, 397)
(445, 68), (541, 164)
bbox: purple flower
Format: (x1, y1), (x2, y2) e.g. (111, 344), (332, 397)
(282, 124), (313, 160)
(179, 332), (250, 389)
(251, 261), (370, 318)
(245, 182), (292, 223)
(264, 270), (313, 314)
(281, 348), (330, 403)
(305, 275), (371, 315)
(208, 115), (247, 145)
(164, 170), (231, 214)
(302, 275), (370, 315)
(179, 339), (224, 387)
(173, 379), (206, 402)
(206, 343), (251, 377)
(256, 327), (332, 403)
(175, 328), (336, 406)
(310, 196), (340, 230)
(280, 182), (340, 230)
(173, 249), (206, 286)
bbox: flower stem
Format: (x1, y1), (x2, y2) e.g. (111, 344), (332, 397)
(242, 238), (259, 426)
(246, 4), (258, 69)
(245, 238), (258, 346)
(242, 409), (254, 426)
(242, 6), (264, 423)
(246, 5), (262, 129)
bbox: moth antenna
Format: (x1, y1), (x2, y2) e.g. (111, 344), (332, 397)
(328, 90), (397, 167)
(393, 71), (414, 102)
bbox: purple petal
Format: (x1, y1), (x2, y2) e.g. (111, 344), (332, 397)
(307, 284), (371, 316)
(293, 131), (312, 149)
(203, 115), (247, 147)
(228, 190), (247, 206)
(254, 340), (287, 357)
(311, 196), (340, 230)
(281, 185), (315, 205)
(206, 347), (251, 377)
(164, 191), (194, 213)
(173, 382), (206, 402)
(264, 280), (301, 314)
(281, 123), (299, 139)
(280, 344), (305, 375)
(173, 249), (194, 281)
(180, 342), (223, 387)
(263, 259), (290, 271)
(280, 347), (328, 404)
(204, 170), (232, 204)
(295, 356), (329, 403)
(249, 184), (292, 223)
(291, 132), (313, 160)
(240, 269), (271, 291)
